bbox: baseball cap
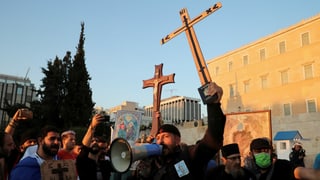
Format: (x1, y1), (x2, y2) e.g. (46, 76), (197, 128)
(157, 124), (181, 137)
(250, 138), (271, 150)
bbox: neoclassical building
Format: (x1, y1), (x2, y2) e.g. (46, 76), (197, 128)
(207, 13), (320, 166)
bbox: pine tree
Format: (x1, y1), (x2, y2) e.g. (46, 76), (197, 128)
(65, 22), (95, 127)
(39, 57), (66, 128)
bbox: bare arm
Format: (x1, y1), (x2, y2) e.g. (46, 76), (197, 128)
(5, 109), (33, 135)
(82, 114), (105, 147)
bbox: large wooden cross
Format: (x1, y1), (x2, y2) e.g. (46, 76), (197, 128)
(143, 63), (175, 137)
(160, 2), (222, 103)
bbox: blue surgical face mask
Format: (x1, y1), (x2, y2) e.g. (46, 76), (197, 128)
(254, 152), (271, 168)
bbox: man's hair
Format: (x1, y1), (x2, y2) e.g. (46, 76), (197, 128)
(61, 130), (76, 138)
(157, 124), (181, 137)
(38, 125), (60, 139)
(0, 132), (6, 148)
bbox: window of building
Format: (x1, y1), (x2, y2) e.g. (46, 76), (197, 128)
(306, 99), (317, 113)
(279, 142), (287, 150)
(283, 103), (292, 116)
(243, 81), (250, 93)
(17, 86), (23, 95)
(260, 75), (268, 89)
(5, 93), (13, 100)
(304, 64), (313, 79)
(229, 84), (235, 98)
(279, 41), (286, 54)
(228, 61), (233, 72)
(243, 55), (248, 66)
(215, 66), (219, 76)
(280, 70), (289, 85)
(260, 49), (266, 60)
(301, 32), (310, 46)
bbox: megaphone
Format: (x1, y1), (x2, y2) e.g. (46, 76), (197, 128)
(110, 137), (162, 173)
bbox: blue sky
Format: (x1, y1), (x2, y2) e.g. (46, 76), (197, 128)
(1, 1), (319, 113)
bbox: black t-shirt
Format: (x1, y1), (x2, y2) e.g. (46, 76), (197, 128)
(258, 159), (296, 180)
(76, 146), (112, 180)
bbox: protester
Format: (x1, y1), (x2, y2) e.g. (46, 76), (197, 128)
(1, 108), (34, 179)
(289, 141), (306, 168)
(76, 114), (112, 180)
(0, 132), (16, 179)
(205, 143), (257, 180)
(58, 130), (77, 160)
(9, 125), (61, 180)
(250, 137), (296, 180)
(131, 82), (226, 180)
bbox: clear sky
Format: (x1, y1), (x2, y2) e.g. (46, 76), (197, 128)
(1, 1), (319, 113)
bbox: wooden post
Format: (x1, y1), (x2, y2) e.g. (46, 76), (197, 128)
(143, 63), (175, 137)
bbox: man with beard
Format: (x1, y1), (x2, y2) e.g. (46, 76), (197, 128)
(205, 143), (256, 180)
(0, 132), (16, 179)
(131, 82), (226, 180)
(76, 114), (112, 180)
(9, 125), (61, 180)
(249, 138), (296, 180)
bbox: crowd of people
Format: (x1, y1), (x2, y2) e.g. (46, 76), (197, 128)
(1, 82), (320, 180)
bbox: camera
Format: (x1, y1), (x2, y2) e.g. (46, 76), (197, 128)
(102, 115), (110, 122)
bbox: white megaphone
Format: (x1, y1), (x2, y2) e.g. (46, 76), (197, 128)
(110, 137), (162, 173)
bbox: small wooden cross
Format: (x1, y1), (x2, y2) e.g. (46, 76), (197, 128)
(51, 163), (69, 180)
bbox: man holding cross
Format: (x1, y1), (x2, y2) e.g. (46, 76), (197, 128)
(131, 82), (226, 180)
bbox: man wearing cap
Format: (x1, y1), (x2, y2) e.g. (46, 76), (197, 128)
(205, 143), (256, 180)
(289, 141), (306, 168)
(249, 137), (296, 180)
(132, 82), (226, 180)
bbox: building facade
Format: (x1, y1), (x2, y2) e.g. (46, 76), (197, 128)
(0, 74), (37, 129)
(207, 14), (320, 167)
(144, 96), (201, 125)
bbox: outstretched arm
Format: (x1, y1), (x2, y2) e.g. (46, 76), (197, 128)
(5, 108), (33, 135)
(204, 82), (226, 149)
(82, 114), (105, 147)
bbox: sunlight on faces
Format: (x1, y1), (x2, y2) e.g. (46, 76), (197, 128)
(155, 132), (180, 156)
(63, 134), (76, 151)
(41, 132), (61, 157)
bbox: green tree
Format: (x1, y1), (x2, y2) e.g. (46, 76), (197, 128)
(36, 22), (94, 130)
(39, 57), (66, 128)
(64, 22), (94, 127)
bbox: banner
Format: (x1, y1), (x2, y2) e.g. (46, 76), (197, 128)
(112, 110), (142, 144)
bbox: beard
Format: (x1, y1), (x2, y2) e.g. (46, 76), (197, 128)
(229, 168), (246, 179)
(42, 142), (59, 157)
(89, 144), (100, 155)
(161, 144), (179, 158)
